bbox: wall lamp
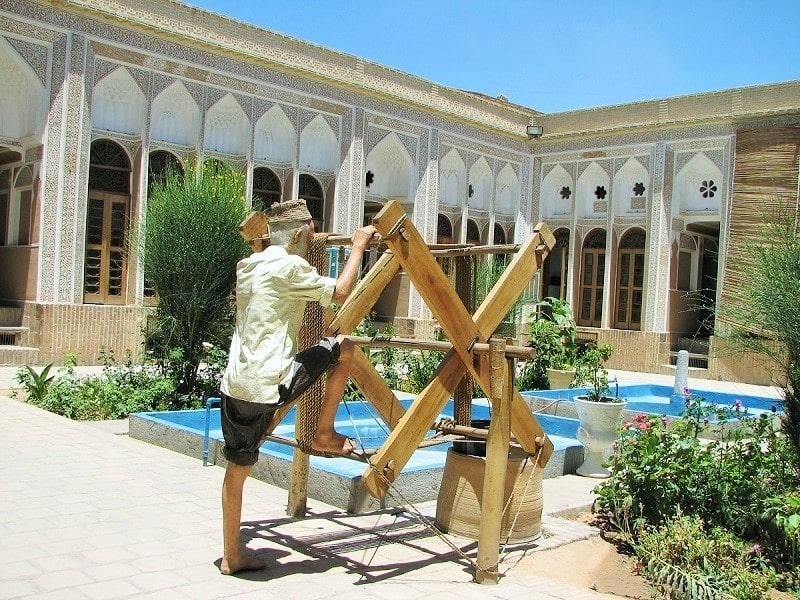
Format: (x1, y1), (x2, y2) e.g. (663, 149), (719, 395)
(526, 119), (544, 139)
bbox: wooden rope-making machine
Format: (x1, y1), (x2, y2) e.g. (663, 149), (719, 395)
(245, 200), (555, 583)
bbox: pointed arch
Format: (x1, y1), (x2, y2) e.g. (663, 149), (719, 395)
(541, 228), (570, 300)
(541, 164), (573, 218)
(576, 162), (610, 218)
(578, 228), (607, 327)
(365, 132), (414, 201)
(613, 157), (649, 214)
(0, 37), (45, 140)
(437, 214), (453, 243)
(614, 227), (646, 330)
(204, 94), (249, 155)
(439, 148), (466, 207)
(299, 115), (338, 172)
(468, 157), (492, 211)
(92, 66), (146, 135)
(298, 173), (324, 228)
(466, 219), (480, 244)
(495, 163), (519, 216)
(674, 152), (723, 214)
(150, 81), (200, 146)
(252, 167), (281, 210)
(254, 105), (296, 163)
(84, 139), (131, 304)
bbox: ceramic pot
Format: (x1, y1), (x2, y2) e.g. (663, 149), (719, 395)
(574, 395), (627, 478)
(546, 368), (575, 390)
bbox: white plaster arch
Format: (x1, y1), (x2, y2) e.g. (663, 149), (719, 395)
(541, 164), (574, 218)
(254, 105), (296, 163)
(673, 152), (723, 214)
(576, 161), (610, 218)
(364, 132), (413, 201)
(468, 157), (492, 211)
(150, 81), (201, 146)
(495, 163), (519, 216)
(299, 115), (338, 172)
(204, 93), (249, 155)
(439, 148), (466, 208)
(92, 66), (146, 135)
(0, 37), (45, 140)
(613, 157), (649, 214)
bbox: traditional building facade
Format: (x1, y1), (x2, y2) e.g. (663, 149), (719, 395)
(0, 0), (798, 384)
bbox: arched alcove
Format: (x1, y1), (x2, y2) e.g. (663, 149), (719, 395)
(495, 163), (519, 216)
(541, 228), (570, 300)
(204, 94), (249, 155)
(541, 165), (573, 219)
(92, 66), (146, 135)
(466, 219), (480, 244)
(299, 115), (338, 172)
(674, 152), (723, 214)
(613, 157), (649, 214)
(437, 213), (453, 243)
(0, 37), (45, 140)
(365, 132), (413, 201)
(576, 162), (610, 219)
(298, 173), (324, 229)
(254, 105), (296, 163)
(439, 148), (466, 208)
(147, 150), (183, 192)
(468, 158), (492, 211)
(150, 81), (200, 146)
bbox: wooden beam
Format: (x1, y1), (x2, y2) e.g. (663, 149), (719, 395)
(475, 340), (511, 584)
(342, 335), (537, 359)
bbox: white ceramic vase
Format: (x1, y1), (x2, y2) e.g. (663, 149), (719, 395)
(574, 396), (627, 478)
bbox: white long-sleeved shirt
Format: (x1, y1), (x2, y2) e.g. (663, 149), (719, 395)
(220, 245), (335, 404)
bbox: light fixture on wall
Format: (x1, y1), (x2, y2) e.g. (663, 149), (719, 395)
(526, 119), (544, 139)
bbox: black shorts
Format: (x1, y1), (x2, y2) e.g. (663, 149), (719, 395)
(221, 337), (340, 466)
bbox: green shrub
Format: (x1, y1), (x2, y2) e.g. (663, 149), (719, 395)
(143, 159), (249, 395)
(596, 393), (797, 540)
(636, 514), (777, 600)
(16, 352), (188, 420)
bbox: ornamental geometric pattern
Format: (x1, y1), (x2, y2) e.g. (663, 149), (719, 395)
(594, 185), (607, 199)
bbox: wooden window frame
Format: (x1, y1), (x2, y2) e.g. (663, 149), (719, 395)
(83, 190), (129, 305)
(578, 247), (605, 327)
(614, 248), (645, 330)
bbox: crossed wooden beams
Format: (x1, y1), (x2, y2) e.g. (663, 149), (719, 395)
(314, 200), (555, 499)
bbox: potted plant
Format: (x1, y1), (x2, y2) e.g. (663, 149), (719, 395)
(524, 297), (578, 390)
(572, 343), (627, 478)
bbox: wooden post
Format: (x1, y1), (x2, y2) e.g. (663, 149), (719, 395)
(475, 339), (511, 584)
(286, 446), (310, 517)
(454, 254), (474, 427)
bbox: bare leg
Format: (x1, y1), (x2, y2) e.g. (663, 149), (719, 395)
(221, 462), (266, 575)
(312, 335), (356, 454)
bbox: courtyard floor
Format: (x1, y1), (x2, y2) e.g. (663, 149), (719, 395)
(0, 369), (781, 599)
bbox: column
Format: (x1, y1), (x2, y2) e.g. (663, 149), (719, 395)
(643, 142), (672, 332)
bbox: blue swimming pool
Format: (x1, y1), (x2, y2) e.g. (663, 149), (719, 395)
(136, 396), (581, 478)
(522, 384), (784, 419)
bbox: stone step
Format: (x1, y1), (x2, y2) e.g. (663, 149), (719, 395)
(0, 345), (40, 367)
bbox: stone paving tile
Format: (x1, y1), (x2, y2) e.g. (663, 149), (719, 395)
(1, 397), (617, 599)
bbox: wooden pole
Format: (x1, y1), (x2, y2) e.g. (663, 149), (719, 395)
(476, 339), (511, 584)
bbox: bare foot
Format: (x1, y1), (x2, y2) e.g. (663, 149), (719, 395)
(220, 553), (266, 575)
(311, 431), (356, 456)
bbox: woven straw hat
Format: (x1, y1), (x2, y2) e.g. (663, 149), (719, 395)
(266, 199), (312, 225)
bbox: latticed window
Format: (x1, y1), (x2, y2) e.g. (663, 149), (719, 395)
(493, 223), (506, 244)
(298, 174), (323, 229)
(614, 228), (646, 330)
(578, 229), (606, 327)
(466, 219), (480, 245)
(147, 150), (183, 191)
(541, 228), (570, 301)
(252, 167), (281, 211)
(84, 140), (130, 304)
(436, 214), (453, 243)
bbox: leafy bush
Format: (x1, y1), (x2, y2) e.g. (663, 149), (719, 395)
(143, 159), (249, 395)
(596, 396), (797, 539)
(15, 352), (190, 420)
(636, 514), (777, 600)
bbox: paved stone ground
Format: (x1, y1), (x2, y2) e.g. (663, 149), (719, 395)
(1, 396), (619, 600)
